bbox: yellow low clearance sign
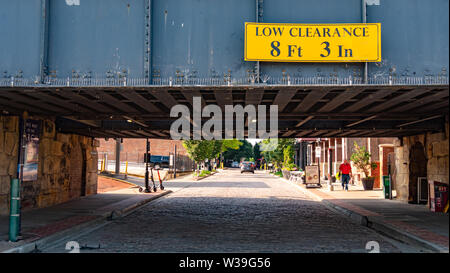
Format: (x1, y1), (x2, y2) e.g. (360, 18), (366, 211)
(244, 23), (381, 62)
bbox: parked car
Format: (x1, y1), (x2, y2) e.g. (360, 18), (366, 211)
(145, 155), (170, 169)
(241, 162), (255, 174)
(231, 161), (240, 168)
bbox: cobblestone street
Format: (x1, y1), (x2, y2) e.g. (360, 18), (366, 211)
(43, 170), (409, 253)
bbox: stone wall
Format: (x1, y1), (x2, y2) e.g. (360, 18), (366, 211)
(393, 141), (409, 201)
(426, 124), (449, 185)
(393, 120), (449, 202)
(0, 117), (98, 215)
(0, 116), (19, 215)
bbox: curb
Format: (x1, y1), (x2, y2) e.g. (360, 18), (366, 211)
(2, 190), (173, 253)
(368, 219), (448, 253)
(103, 172), (192, 183)
(192, 171), (217, 181)
(107, 190), (172, 220)
(99, 174), (139, 187)
(281, 177), (448, 253)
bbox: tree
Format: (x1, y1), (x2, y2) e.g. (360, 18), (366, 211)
(182, 140), (211, 170)
(253, 142), (262, 161)
(221, 139), (242, 153)
(283, 145), (293, 166)
(223, 140), (253, 162)
(261, 138), (296, 170)
(350, 142), (377, 178)
(183, 139), (241, 170)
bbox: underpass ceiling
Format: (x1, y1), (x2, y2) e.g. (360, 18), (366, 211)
(0, 85), (448, 138)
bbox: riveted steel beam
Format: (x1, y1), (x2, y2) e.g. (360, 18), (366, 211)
(39, 0), (49, 83)
(145, 0), (152, 84)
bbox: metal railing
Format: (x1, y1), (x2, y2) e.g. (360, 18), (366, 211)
(1, 75), (448, 87)
(98, 155), (194, 174)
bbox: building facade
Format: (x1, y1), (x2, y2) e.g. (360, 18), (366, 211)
(295, 125), (449, 205)
(97, 138), (188, 163)
(0, 116), (98, 216)
(296, 137), (396, 188)
(96, 138), (193, 172)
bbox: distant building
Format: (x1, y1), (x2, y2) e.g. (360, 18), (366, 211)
(97, 139), (193, 172)
(295, 130), (449, 207)
(97, 138), (187, 163)
(295, 137), (396, 189)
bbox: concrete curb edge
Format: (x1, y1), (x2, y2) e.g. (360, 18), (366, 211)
(192, 171), (217, 181)
(2, 190), (173, 253)
(281, 177), (448, 253)
(98, 175), (138, 187)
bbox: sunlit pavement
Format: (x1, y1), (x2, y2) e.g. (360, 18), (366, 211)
(42, 169), (416, 253)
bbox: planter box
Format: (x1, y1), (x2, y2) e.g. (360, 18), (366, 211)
(282, 170), (291, 180)
(192, 171), (217, 181)
(362, 178), (375, 190)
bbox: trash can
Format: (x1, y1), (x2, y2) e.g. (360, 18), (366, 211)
(383, 175), (391, 199)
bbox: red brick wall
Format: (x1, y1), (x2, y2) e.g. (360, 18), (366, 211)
(373, 161), (381, 188)
(97, 138), (187, 163)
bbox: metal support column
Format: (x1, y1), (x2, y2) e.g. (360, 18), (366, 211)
(174, 145), (177, 179)
(144, 138), (151, 192)
(322, 141), (326, 180)
(334, 138), (338, 172)
(115, 138), (121, 175)
(10, 117), (27, 241)
(255, 0), (263, 83)
(317, 156), (321, 186)
(329, 148), (333, 178)
(145, 0), (153, 84)
(39, 0), (49, 83)
(362, 0), (368, 84)
(9, 179), (20, 242)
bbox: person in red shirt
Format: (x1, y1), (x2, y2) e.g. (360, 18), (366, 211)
(339, 159), (353, 191)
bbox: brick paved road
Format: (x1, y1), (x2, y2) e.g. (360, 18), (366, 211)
(42, 169), (411, 253)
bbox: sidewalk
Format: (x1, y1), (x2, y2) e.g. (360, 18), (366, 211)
(0, 176), (172, 253)
(286, 179), (449, 252)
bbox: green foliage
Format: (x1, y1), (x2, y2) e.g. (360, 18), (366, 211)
(183, 140), (241, 169)
(182, 140), (214, 163)
(223, 139), (253, 162)
(282, 163), (298, 171)
(274, 171), (283, 177)
(221, 139), (242, 152)
(253, 142), (262, 161)
(193, 170), (212, 177)
(182, 140), (204, 163)
(283, 145), (293, 166)
(261, 138), (296, 170)
(350, 142), (378, 178)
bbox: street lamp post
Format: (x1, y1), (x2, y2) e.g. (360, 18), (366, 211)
(144, 138), (151, 193)
(174, 145), (177, 179)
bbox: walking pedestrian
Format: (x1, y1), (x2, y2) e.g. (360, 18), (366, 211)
(339, 159), (352, 191)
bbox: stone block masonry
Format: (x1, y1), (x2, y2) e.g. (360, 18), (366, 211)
(393, 120), (449, 203)
(0, 116), (98, 215)
(0, 116), (19, 215)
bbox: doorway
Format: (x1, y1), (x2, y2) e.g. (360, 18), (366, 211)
(81, 147), (87, 196)
(69, 143), (87, 199)
(408, 142), (427, 204)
